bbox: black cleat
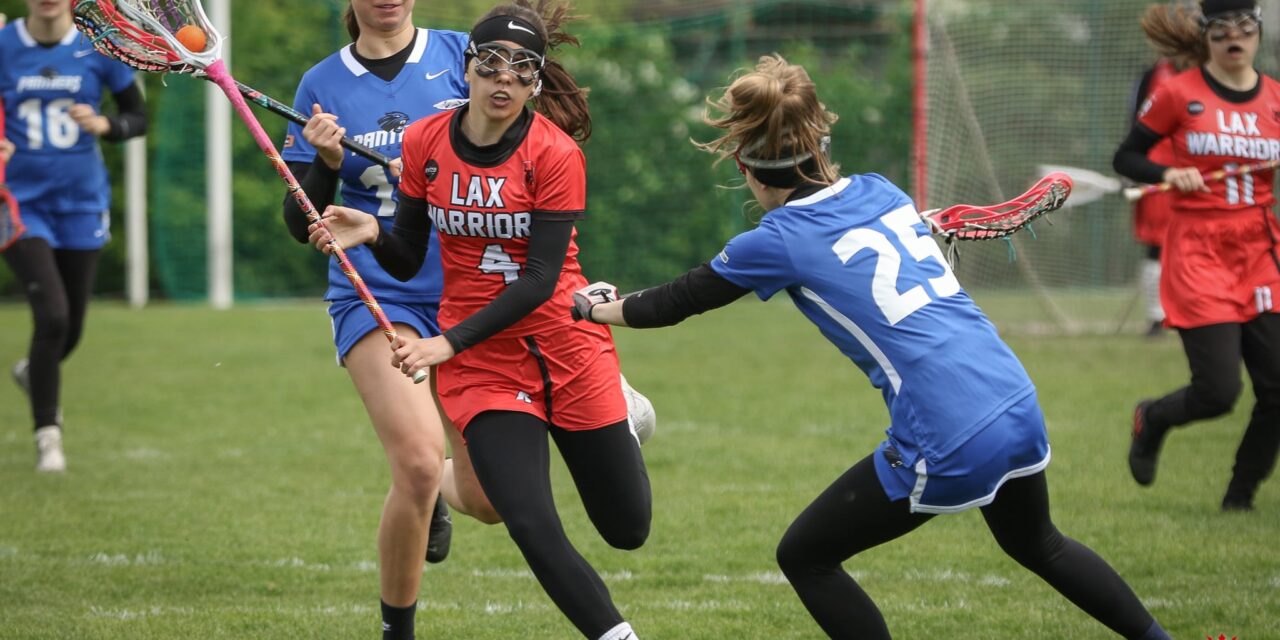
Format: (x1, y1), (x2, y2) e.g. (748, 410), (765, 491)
(1144, 320), (1165, 339)
(1127, 400), (1165, 486)
(426, 495), (452, 564)
(1221, 495), (1255, 512)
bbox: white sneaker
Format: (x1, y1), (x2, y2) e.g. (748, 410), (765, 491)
(620, 374), (655, 446)
(12, 358), (29, 395)
(34, 425), (66, 473)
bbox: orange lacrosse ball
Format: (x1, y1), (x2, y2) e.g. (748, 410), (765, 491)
(176, 24), (207, 52)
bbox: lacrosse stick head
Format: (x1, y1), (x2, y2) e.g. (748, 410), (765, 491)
(921, 172), (1074, 241)
(72, 0), (222, 74)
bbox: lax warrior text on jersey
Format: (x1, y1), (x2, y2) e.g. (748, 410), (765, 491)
(397, 107), (588, 338)
(283, 28), (469, 303)
(1139, 67), (1280, 211)
(0, 19), (136, 215)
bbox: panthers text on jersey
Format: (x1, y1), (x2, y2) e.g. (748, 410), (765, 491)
(0, 19), (135, 215)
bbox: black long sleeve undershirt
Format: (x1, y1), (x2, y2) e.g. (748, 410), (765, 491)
(1112, 124), (1167, 185)
(281, 160), (342, 243)
(367, 201), (576, 354)
(621, 263), (751, 328)
(101, 82), (147, 142)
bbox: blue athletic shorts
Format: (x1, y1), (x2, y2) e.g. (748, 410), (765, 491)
(874, 391), (1051, 514)
(19, 209), (111, 250)
(327, 298), (441, 364)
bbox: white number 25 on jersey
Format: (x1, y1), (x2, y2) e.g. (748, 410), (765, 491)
(832, 204), (960, 325)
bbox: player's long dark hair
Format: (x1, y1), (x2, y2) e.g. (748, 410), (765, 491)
(475, 1), (591, 142)
(1141, 3), (1209, 68)
(343, 3), (361, 41)
(696, 54), (840, 186)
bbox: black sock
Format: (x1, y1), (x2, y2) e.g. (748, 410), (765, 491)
(380, 600), (416, 640)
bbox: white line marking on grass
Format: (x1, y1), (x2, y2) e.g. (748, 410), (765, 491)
(88, 606), (192, 620)
(88, 551), (163, 566)
(645, 598), (755, 612)
(269, 557), (331, 571)
(354, 560), (377, 572)
(1270, 575), (1280, 589)
(0, 545), (17, 557)
(703, 571), (790, 585)
(471, 568), (535, 579)
(482, 600), (552, 614)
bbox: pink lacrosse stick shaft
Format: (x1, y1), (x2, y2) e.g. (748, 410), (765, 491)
(203, 60), (426, 383)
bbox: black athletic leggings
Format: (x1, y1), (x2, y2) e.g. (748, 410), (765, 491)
(464, 411), (652, 639)
(775, 455), (1157, 639)
(3, 237), (101, 430)
(1145, 315), (1280, 498)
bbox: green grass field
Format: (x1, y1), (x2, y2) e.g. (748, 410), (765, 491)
(1, 299), (1276, 639)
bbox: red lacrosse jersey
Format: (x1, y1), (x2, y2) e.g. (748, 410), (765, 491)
(1139, 68), (1280, 211)
(1133, 60), (1178, 246)
(398, 109), (588, 338)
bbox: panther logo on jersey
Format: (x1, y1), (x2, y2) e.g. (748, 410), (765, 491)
(378, 111), (411, 133)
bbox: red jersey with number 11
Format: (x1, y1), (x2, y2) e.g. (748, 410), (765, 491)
(398, 108), (588, 338)
(1138, 68), (1280, 211)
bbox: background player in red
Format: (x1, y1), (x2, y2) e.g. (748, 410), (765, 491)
(1113, 0), (1280, 511)
(1128, 56), (1181, 337)
(311, 2), (651, 638)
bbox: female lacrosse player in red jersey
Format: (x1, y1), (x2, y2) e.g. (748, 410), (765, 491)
(1129, 57), (1182, 337)
(1, 0), (146, 473)
(1113, 0), (1280, 511)
(312, 2), (650, 638)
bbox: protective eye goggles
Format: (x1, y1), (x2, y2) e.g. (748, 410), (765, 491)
(1202, 9), (1262, 41)
(469, 43), (543, 86)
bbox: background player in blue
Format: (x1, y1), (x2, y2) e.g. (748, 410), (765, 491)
(278, 2), (479, 638)
(1, 0), (146, 473)
(573, 55), (1170, 640)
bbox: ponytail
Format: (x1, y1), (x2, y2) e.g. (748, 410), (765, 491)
(696, 54), (840, 186)
(1141, 3), (1207, 69)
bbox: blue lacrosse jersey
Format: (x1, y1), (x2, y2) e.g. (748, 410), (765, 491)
(283, 28), (469, 303)
(709, 174), (1038, 465)
(0, 20), (136, 215)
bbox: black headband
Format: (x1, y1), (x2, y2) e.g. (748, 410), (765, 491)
(469, 15), (545, 57)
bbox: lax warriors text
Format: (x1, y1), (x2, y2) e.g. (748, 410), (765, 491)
(1186, 109), (1280, 160)
(429, 174), (531, 239)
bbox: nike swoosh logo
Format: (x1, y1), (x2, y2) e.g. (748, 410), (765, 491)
(508, 21), (536, 35)
(425, 69), (449, 80)
(74, 49), (95, 58)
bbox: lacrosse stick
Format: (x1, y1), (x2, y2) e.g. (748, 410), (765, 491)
(73, 0), (425, 383)
(1123, 159), (1280, 201)
(0, 98), (24, 253)
(235, 81), (392, 169)
(920, 172), (1073, 241)
(1035, 164), (1121, 208)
